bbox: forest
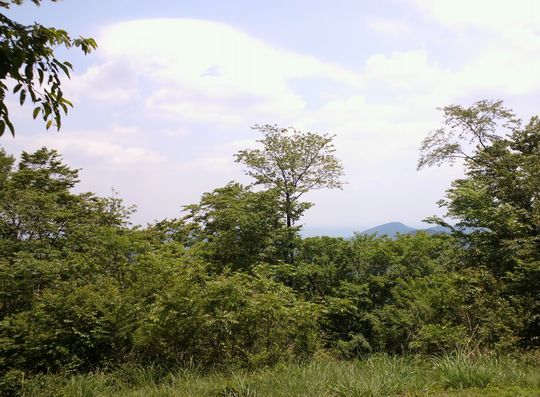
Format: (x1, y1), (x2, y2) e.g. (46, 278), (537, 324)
(0, 100), (538, 396)
(1, 1), (539, 396)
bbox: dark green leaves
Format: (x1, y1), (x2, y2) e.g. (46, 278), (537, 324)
(18, 89), (25, 105)
(0, 5), (97, 136)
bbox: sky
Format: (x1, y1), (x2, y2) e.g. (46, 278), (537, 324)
(2, 0), (540, 234)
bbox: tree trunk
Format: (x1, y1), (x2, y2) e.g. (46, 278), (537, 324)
(285, 193), (292, 228)
(285, 193), (294, 264)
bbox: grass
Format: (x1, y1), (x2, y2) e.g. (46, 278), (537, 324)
(17, 352), (540, 397)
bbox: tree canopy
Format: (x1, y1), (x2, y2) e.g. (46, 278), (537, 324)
(181, 182), (291, 271)
(235, 124), (345, 228)
(418, 99), (520, 169)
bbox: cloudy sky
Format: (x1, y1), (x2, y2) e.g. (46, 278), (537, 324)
(2, 0), (540, 233)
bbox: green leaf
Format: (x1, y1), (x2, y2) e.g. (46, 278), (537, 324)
(6, 119), (14, 136)
(33, 107), (41, 119)
(61, 97), (73, 107)
(55, 113), (61, 130)
(54, 59), (71, 77)
(19, 89), (26, 106)
(43, 103), (51, 118)
(13, 83), (22, 93)
(24, 62), (34, 81)
(46, 120), (53, 130)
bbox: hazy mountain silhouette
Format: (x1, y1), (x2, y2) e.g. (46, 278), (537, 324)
(359, 222), (455, 238)
(302, 223), (458, 238)
(360, 222), (417, 237)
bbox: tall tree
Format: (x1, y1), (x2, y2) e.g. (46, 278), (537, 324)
(235, 124), (345, 229)
(418, 100), (538, 270)
(419, 100), (540, 347)
(0, 0), (97, 136)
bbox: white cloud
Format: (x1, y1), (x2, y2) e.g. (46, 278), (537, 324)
(68, 18), (364, 128)
(110, 123), (139, 135)
(410, 0), (540, 32)
(399, 0), (540, 97)
(17, 130), (165, 166)
(364, 50), (450, 92)
(367, 17), (412, 36)
(68, 16), (540, 136)
(66, 60), (139, 104)
(458, 50), (540, 95)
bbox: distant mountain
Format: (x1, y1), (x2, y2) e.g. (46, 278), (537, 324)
(360, 222), (417, 237)
(359, 223), (455, 238)
(303, 223), (465, 239)
(421, 225), (452, 235)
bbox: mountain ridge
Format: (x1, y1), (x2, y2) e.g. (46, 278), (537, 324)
(359, 222), (451, 238)
(302, 222), (452, 238)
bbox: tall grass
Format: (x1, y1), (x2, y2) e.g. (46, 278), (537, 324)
(329, 356), (429, 396)
(18, 352), (540, 397)
(433, 352), (540, 390)
(433, 353), (498, 389)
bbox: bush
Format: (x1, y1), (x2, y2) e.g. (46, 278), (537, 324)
(0, 277), (129, 375)
(133, 270), (320, 368)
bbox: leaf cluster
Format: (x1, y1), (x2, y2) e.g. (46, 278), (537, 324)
(0, 1), (96, 136)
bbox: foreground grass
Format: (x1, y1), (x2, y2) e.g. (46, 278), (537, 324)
(19, 352), (540, 397)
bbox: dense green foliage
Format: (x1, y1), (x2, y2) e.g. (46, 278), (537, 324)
(0, 100), (538, 395)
